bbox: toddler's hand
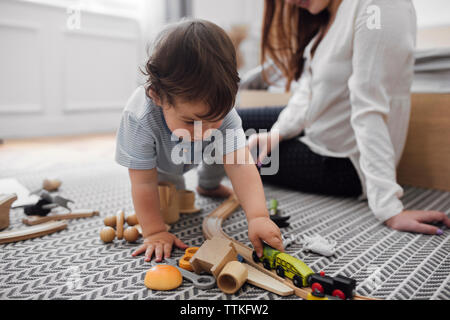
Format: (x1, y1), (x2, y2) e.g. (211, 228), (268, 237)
(248, 216), (284, 257)
(132, 231), (189, 262)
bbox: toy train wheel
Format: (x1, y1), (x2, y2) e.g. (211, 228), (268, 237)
(293, 275), (303, 288)
(311, 282), (324, 294)
(263, 259), (271, 270)
(332, 289), (346, 300)
(252, 251), (259, 263)
(306, 274), (313, 286)
(276, 266), (285, 278)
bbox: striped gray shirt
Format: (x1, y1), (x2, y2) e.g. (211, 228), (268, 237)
(115, 86), (246, 174)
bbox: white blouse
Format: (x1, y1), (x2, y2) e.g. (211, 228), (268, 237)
(271, 0), (417, 222)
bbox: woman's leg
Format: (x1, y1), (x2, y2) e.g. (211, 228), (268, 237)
(261, 139), (362, 197)
(237, 106), (284, 133)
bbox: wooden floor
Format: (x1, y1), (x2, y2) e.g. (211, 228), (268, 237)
(0, 133), (117, 173)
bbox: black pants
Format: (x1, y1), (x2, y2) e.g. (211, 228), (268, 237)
(237, 107), (363, 197)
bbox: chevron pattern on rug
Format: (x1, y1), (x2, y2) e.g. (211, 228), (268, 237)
(1, 161), (449, 300)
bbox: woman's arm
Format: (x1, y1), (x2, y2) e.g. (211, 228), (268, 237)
(270, 66), (312, 140)
(247, 64), (313, 164)
(347, 0), (450, 233)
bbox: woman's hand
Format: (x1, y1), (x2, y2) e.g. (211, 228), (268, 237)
(248, 216), (284, 258)
(385, 210), (450, 235)
(247, 131), (283, 166)
(132, 231), (189, 262)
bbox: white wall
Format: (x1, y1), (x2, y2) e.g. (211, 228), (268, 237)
(413, 0), (450, 28)
(136, 0), (166, 85)
(0, 0), (143, 139)
(192, 0), (264, 75)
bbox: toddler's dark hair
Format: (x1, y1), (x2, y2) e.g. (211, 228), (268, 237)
(143, 18), (240, 121)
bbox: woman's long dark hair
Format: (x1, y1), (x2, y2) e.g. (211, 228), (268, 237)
(261, 0), (329, 91)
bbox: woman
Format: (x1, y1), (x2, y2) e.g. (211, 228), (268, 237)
(239, 0), (450, 234)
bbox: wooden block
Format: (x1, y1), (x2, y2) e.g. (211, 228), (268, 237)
(238, 90), (292, 108)
(0, 220), (67, 244)
(189, 236), (238, 278)
(0, 194), (17, 230)
(398, 93), (450, 191)
(417, 26), (450, 49)
(243, 263), (294, 296)
(22, 209), (99, 225)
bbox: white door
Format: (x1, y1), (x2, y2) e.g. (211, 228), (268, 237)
(0, 0), (142, 139)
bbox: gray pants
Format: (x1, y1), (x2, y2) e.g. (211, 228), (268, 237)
(157, 162), (226, 190)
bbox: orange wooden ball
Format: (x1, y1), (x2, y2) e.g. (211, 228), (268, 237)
(123, 227), (140, 242)
(126, 214), (138, 226)
(103, 216), (116, 227)
(144, 265), (183, 291)
(100, 227), (115, 243)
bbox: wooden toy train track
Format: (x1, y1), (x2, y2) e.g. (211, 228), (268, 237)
(202, 194), (377, 300)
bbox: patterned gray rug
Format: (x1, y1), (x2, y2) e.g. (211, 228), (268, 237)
(0, 160), (449, 300)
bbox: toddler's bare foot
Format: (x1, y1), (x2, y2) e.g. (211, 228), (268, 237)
(196, 184), (233, 198)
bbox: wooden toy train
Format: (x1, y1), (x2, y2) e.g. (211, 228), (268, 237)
(252, 244), (356, 300)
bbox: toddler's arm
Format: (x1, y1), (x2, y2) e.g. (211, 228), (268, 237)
(224, 147), (284, 257)
(128, 168), (188, 261)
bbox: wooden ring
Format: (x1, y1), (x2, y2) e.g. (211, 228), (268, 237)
(185, 247), (199, 257)
(178, 255), (194, 271)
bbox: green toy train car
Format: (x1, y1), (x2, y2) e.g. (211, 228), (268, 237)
(253, 244), (357, 299)
(252, 244), (314, 287)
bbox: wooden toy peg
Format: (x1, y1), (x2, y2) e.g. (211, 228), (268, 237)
(0, 220), (67, 244)
(0, 194), (17, 230)
(22, 209), (99, 226)
(178, 190), (200, 214)
(158, 182), (179, 224)
(116, 209), (125, 239)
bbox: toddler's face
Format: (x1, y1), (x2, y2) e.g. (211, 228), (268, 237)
(161, 98), (224, 142)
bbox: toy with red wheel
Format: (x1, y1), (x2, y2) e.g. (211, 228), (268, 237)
(307, 271), (356, 300)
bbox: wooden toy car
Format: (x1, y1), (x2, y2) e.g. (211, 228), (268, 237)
(252, 244), (314, 288)
(308, 271), (356, 300)
(252, 244), (357, 299)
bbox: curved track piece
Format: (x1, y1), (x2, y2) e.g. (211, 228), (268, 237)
(202, 194), (377, 300)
